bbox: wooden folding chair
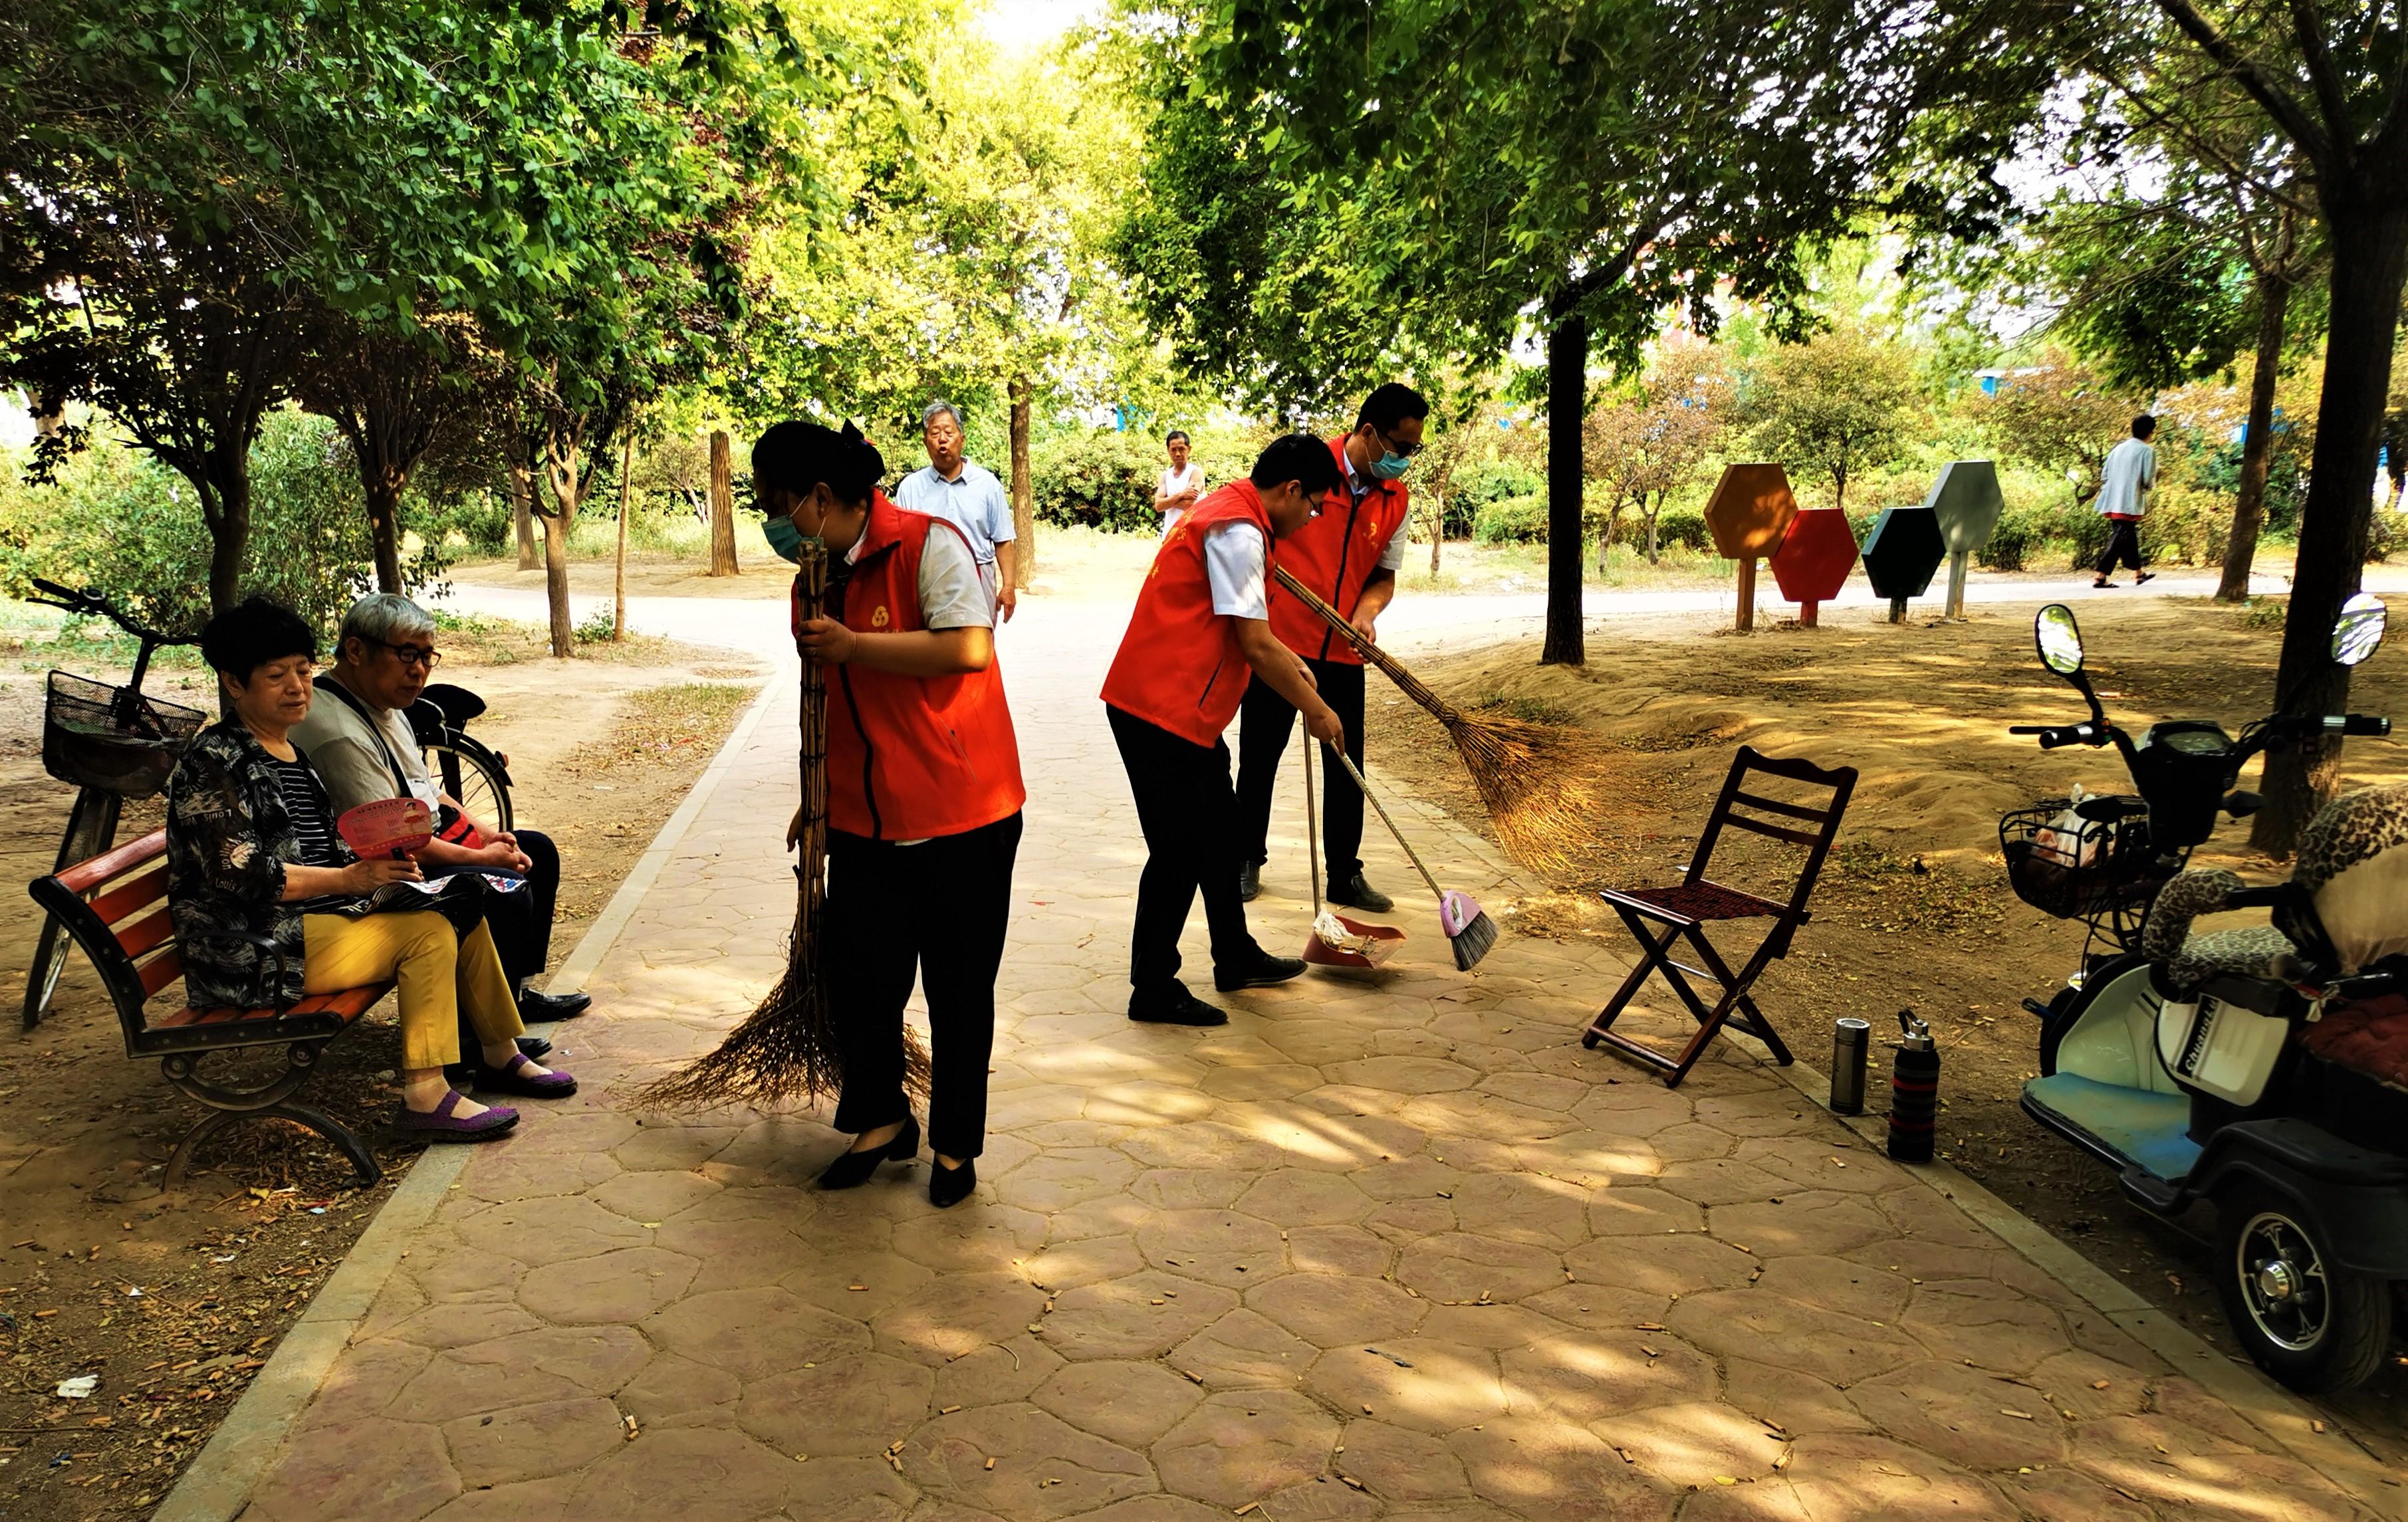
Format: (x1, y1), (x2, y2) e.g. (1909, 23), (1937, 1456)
(1582, 746), (1857, 1087)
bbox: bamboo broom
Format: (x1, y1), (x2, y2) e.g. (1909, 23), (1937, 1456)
(1271, 564), (1600, 873)
(640, 540), (929, 1110)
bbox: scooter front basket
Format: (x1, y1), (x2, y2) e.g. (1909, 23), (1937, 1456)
(2000, 798), (2159, 921)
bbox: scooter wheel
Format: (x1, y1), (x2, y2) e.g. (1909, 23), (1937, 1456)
(2213, 1181), (2393, 1394)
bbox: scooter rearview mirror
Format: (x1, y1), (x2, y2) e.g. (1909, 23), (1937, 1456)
(2332, 592), (2388, 668)
(2034, 603), (2084, 678)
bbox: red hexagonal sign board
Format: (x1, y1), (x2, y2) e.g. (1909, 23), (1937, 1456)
(1770, 509), (1859, 625)
(1703, 463), (1801, 560)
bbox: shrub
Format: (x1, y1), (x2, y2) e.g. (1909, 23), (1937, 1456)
(1653, 506), (1711, 553)
(1450, 459), (1544, 515)
(1030, 427), (1270, 534)
(2139, 483), (2230, 566)
(0, 410), (447, 636)
(1473, 493), (1548, 544)
(574, 603), (618, 644)
(1977, 506), (2054, 572)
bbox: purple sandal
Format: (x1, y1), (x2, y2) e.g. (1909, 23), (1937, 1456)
(483, 1053), (578, 1099)
(396, 1089), (519, 1141)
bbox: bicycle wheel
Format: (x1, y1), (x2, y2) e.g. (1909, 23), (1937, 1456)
(425, 738), (513, 836)
(25, 788), (121, 1028)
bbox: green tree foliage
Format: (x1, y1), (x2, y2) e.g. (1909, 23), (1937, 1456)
(1590, 336), (1730, 561)
(0, 411), (441, 636)
(1982, 349), (2146, 508)
(1144, 0), (2062, 663)
(1741, 326), (1919, 517)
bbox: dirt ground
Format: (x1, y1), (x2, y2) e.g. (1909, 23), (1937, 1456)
(0, 615), (761, 1522)
(1366, 591), (2408, 1458)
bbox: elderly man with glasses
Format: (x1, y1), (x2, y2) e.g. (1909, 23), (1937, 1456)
(1233, 382), (1429, 915)
(894, 399), (1019, 622)
(291, 596), (591, 1050)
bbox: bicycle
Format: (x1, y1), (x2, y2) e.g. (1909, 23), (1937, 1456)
(408, 683), (514, 836)
(23, 578), (205, 1028)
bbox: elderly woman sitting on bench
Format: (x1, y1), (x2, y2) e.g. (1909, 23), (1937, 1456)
(163, 596), (574, 1141)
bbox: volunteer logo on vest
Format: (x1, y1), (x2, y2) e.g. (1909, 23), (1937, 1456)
(872, 605), (891, 627)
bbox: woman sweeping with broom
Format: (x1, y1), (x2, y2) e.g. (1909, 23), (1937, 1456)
(755, 419), (1025, 1208)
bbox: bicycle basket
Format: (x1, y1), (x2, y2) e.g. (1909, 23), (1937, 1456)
(42, 671), (207, 798)
(1999, 797), (2160, 920)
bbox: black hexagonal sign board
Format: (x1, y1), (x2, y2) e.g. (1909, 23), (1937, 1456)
(1862, 506), (1947, 601)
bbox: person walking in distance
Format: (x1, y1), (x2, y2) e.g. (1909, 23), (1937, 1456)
(895, 399), (1019, 621)
(1155, 430), (1204, 534)
(1101, 435), (1347, 1027)
(1235, 383), (1428, 911)
(2094, 414), (2159, 590)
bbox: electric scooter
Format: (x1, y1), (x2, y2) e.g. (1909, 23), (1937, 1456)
(2002, 592), (2408, 1392)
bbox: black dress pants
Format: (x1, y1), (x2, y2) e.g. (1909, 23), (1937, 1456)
(481, 828), (560, 992)
(1235, 658), (1368, 880)
(1108, 705), (1264, 995)
(2096, 516), (2146, 576)
(826, 812), (1022, 1160)
(455, 829), (560, 1063)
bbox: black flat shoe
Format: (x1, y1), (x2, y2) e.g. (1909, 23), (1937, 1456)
(816, 1115), (921, 1190)
(1326, 873), (1393, 913)
(1239, 861), (1262, 903)
(1215, 954), (1306, 992)
(929, 1158), (977, 1208)
(519, 989), (592, 1022)
(1130, 986), (1228, 1026)
(515, 1035), (552, 1061)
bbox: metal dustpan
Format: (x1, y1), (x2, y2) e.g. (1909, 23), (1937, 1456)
(1302, 740), (1403, 970)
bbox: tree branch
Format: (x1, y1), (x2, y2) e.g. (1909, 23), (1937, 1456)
(2149, 0), (2331, 163)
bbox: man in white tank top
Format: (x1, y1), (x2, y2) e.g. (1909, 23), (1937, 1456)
(1154, 429), (1204, 534)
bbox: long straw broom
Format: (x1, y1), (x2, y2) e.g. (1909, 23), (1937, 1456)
(640, 540), (929, 1110)
(1271, 564), (1600, 873)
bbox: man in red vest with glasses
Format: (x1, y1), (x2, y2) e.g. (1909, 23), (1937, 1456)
(1235, 383), (1428, 913)
(1102, 435), (1347, 1027)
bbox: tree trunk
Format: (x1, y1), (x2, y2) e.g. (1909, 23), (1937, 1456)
(541, 432), (581, 659)
(1542, 311), (1589, 666)
(708, 429), (738, 577)
(1429, 503), (1443, 575)
(201, 459), (252, 614)
(364, 470), (405, 594)
(2251, 202), (2408, 854)
(1645, 512), (1661, 566)
(1009, 373), (1034, 587)
(510, 459), (540, 570)
(2217, 272), (2293, 603)
(614, 433), (632, 641)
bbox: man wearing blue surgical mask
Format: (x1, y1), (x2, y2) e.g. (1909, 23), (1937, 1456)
(1235, 382), (1429, 913)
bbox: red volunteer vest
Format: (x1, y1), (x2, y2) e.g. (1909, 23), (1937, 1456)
(1266, 435), (1409, 664)
(1100, 482), (1272, 748)
(794, 495), (1026, 841)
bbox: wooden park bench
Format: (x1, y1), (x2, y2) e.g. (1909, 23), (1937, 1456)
(27, 831), (388, 1187)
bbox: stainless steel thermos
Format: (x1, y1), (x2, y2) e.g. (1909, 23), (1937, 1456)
(1887, 1008), (1939, 1162)
(1830, 1018), (1871, 1114)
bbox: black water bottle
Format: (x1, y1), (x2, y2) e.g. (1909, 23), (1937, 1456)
(1887, 1009), (1939, 1163)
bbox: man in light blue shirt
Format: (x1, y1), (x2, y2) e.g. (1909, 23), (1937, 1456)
(894, 399), (1018, 621)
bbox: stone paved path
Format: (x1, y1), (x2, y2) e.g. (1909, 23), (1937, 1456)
(235, 602), (2383, 1522)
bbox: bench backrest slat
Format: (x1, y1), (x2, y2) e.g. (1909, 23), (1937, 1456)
(117, 907), (176, 961)
(88, 865), (170, 930)
(57, 829), (170, 895)
(138, 948), (184, 1000)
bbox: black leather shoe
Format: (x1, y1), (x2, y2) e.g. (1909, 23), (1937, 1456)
(1239, 861), (1262, 903)
(1214, 955), (1307, 992)
(1129, 986), (1229, 1026)
(816, 1115), (921, 1190)
(929, 1157), (977, 1208)
(519, 988), (592, 1022)
(515, 1036), (552, 1061)
(1326, 873), (1393, 913)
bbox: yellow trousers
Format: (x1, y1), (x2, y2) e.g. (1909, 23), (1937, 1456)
(301, 913), (523, 1071)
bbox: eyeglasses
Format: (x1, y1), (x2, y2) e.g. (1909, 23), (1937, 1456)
(1372, 423), (1424, 459)
(371, 637), (443, 670)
